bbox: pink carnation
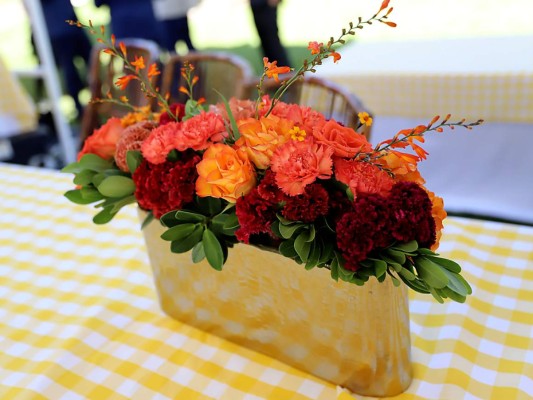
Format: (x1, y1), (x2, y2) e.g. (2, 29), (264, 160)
(141, 121), (181, 164)
(270, 137), (333, 196)
(175, 112), (227, 151)
(114, 120), (157, 171)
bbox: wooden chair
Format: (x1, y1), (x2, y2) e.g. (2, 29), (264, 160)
(159, 51), (254, 106)
(245, 74), (373, 139)
(80, 38), (161, 142)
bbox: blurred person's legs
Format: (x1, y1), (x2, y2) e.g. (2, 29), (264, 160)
(251, 0), (290, 66)
(160, 16), (195, 52)
(49, 32), (91, 120)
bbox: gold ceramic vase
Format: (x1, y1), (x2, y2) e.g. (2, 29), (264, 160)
(142, 214), (413, 397)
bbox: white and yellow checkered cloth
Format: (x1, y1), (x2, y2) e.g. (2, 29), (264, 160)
(1, 163), (532, 400)
(318, 36), (533, 124)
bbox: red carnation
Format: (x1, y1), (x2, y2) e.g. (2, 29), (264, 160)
(256, 169), (286, 203)
(159, 103), (186, 125)
(133, 151), (200, 218)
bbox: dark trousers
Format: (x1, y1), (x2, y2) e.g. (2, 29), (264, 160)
(251, 3), (290, 67)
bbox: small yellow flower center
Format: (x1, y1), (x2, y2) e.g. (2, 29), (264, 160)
(358, 112), (373, 127)
(289, 126), (307, 141)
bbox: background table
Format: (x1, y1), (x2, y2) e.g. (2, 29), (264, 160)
(318, 35), (533, 225)
(1, 163), (532, 399)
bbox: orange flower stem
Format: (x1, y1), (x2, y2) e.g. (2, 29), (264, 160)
(263, 5), (396, 117)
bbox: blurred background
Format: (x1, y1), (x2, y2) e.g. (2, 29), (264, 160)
(1, 0), (532, 122)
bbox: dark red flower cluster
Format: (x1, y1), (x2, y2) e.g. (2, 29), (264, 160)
(336, 181), (436, 270)
(388, 181), (436, 248)
(159, 103), (186, 125)
(282, 183), (329, 222)
(235, 171), (285, 243)
(133, 151), (200, 218)
(336, 194), (391, 270)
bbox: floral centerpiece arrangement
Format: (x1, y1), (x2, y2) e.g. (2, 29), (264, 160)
(63, 1), (481, 305)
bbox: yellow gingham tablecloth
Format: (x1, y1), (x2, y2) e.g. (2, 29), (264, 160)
(318, 36), (533, 124)
(0, 163), (532, 400)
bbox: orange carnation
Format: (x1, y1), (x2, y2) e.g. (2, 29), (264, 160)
(78, 117), (125, 161)
(271, 138), (333, 196)
(196, 144), (256, 203)
(427, 190), (447, 250)
(334, 159), (393, 199)
(235, 115), (293, 169)
(313, 119), (372, 158)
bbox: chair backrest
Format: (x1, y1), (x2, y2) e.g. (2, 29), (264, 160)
(80, 38), (161, 142)
(160, 51), (253, 106)
(245, 74), (373, 139)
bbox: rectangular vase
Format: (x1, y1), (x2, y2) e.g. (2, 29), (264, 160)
(142, 215), (413, 397)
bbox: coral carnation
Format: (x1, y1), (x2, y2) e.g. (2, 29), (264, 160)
(141, 121), (181, 164)
(334, 159), (394, 199)
(175, 112), (227, 151)
(270, 138), (333, 196)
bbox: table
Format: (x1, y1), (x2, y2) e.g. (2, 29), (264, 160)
(317, 36), (533, 225)
(1, 163), (532, 400)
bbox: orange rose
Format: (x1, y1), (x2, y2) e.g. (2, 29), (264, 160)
(313, 119), (372, 158)
(78, 117), (125, 161)
(196, 144), (256, 202)
(235, 115), (293, 169)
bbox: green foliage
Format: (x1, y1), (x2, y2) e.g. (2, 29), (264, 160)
(62, 154), (136, 224)
(159, 198), (238, 271)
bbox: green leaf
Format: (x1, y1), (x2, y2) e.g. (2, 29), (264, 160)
(222, 213), (240, 230)
(202, 229), (224, 270)
(397, 267), (417, 281)
(392, 240), (418, 253)
(92, 206), (117, 224)
(414, 256), (450, 289)
(61, 161), (83, 174)
(385, 248), (406, 264)
(330, 257), (339, 281)
(140, 212), (154, 229)
(97, 176), (135, 198)
(305, 242), (321, 270)
(73, 169), (96, 186)
(439, 286), (467, 303)
(170, 225), (204, 253)
(196, 196), (222, 216)
(418, 248), (438, 256)
(78, 153), (114, 172)
(175, 210), (206, 223)
(80, 186), (104, 202)
(214, 89), (240, 141)
(161, 223), (198, 241)
(279, 240), (298, 258)
(279, 223), (304, 239)
(64, 189), (100, 205)
(160, 210), (180, 228)
(374, 260), (387, 279)
(427, 256), (462, 273)
(192, 241), (206, 263)
(440, 268), (471, 296)
(294, 231), (311, 262)
(429, 287), (445, 303)
(126, 150), (143, 174)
